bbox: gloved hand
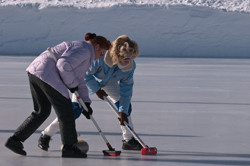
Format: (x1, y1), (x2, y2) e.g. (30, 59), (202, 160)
(82, 102), (93, 119)
(118, 112), (128, 126)
(69, 86), (78, 93)
(96, 89), (108, 100)
(72, 102), (82, 119)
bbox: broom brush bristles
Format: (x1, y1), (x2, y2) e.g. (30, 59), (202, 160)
(103, 150), (121, 156)
(141, 147), (157, 155)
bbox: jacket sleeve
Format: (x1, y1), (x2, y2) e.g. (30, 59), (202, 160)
(56, 44), (91, 89)
(78, 77), (92, 103)
(85, 59), (103, 94)
(118, 62), (136, 115)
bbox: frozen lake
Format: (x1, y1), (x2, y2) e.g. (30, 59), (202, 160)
(0, 56), (250, 166)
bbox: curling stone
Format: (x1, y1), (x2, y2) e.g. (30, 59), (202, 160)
(61, 140), (89, 153)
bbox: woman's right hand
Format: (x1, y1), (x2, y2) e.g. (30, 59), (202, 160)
(96, 89), (108, 100)
(69, 86), (78, 93)
(118, 112), (128, 126)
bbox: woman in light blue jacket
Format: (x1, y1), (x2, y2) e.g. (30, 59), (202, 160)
(78, 35), (142, 150)
(39, 35), (142, 151)
(5, 33), (111, 158)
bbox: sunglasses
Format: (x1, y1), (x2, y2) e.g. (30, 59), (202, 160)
(122, 56), (133, 60)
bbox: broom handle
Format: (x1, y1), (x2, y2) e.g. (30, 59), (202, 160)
(104, 96), (148, 149)
(47, 47), (113, 150)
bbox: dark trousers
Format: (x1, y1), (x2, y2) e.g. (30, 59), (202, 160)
(14, 73), (77, 145)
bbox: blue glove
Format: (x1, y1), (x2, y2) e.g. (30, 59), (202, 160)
(72, 102), (83, 119)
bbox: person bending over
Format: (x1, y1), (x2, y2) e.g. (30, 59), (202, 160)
(5, 33), (110, 158)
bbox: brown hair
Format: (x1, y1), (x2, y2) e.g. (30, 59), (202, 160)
(85, 33), (111, 50)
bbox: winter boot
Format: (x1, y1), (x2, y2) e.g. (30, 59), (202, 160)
(122, 137), (143, 150)
(38, 134), (51, 151)
(5, 137), (27, 156)
(62, 144), (87, 158)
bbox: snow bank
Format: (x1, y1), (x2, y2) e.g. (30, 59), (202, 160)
(0, 1), (250, 58)
(2, 0), (250, 13)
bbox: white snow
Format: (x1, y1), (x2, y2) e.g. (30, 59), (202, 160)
(0, 0), (250, 58)
(1, 0), (250, 12)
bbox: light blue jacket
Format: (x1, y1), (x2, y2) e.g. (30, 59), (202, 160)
(85, 55), (136, 115)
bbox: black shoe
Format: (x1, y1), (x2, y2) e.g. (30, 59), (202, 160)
(5, 137), (27, 156)
(122, 137), (143, 150)
(38, 134), (51, 151)
(62, 144), (87, 158)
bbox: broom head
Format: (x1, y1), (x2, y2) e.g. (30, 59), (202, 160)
(103, 150), (121, 156)
(141, 147), (157, 155)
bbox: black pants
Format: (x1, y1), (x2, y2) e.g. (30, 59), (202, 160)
(14, 73), (77, 145)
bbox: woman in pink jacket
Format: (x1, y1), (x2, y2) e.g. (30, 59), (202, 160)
(4, 33), (111, 158)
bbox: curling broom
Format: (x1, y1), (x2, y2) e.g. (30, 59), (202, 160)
(104, 96), (157, 155)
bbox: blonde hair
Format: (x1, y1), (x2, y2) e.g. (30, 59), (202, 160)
(109, 35), (140, 65)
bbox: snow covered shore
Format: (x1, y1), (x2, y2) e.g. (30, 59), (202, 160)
(0, 1), (250, 58)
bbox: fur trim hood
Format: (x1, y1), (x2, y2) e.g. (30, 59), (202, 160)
(104, 51), (133, 72)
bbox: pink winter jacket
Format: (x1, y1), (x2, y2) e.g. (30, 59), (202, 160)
(26, 41), (95, 102)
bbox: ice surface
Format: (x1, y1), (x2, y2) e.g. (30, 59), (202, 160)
(1, 56), (250, 166)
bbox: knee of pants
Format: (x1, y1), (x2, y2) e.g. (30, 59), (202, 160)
(56, 108), (75, 124)
(115, 101), (132, 117)
(33, 102), (51, 118)
(33, 107), (51, 119)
